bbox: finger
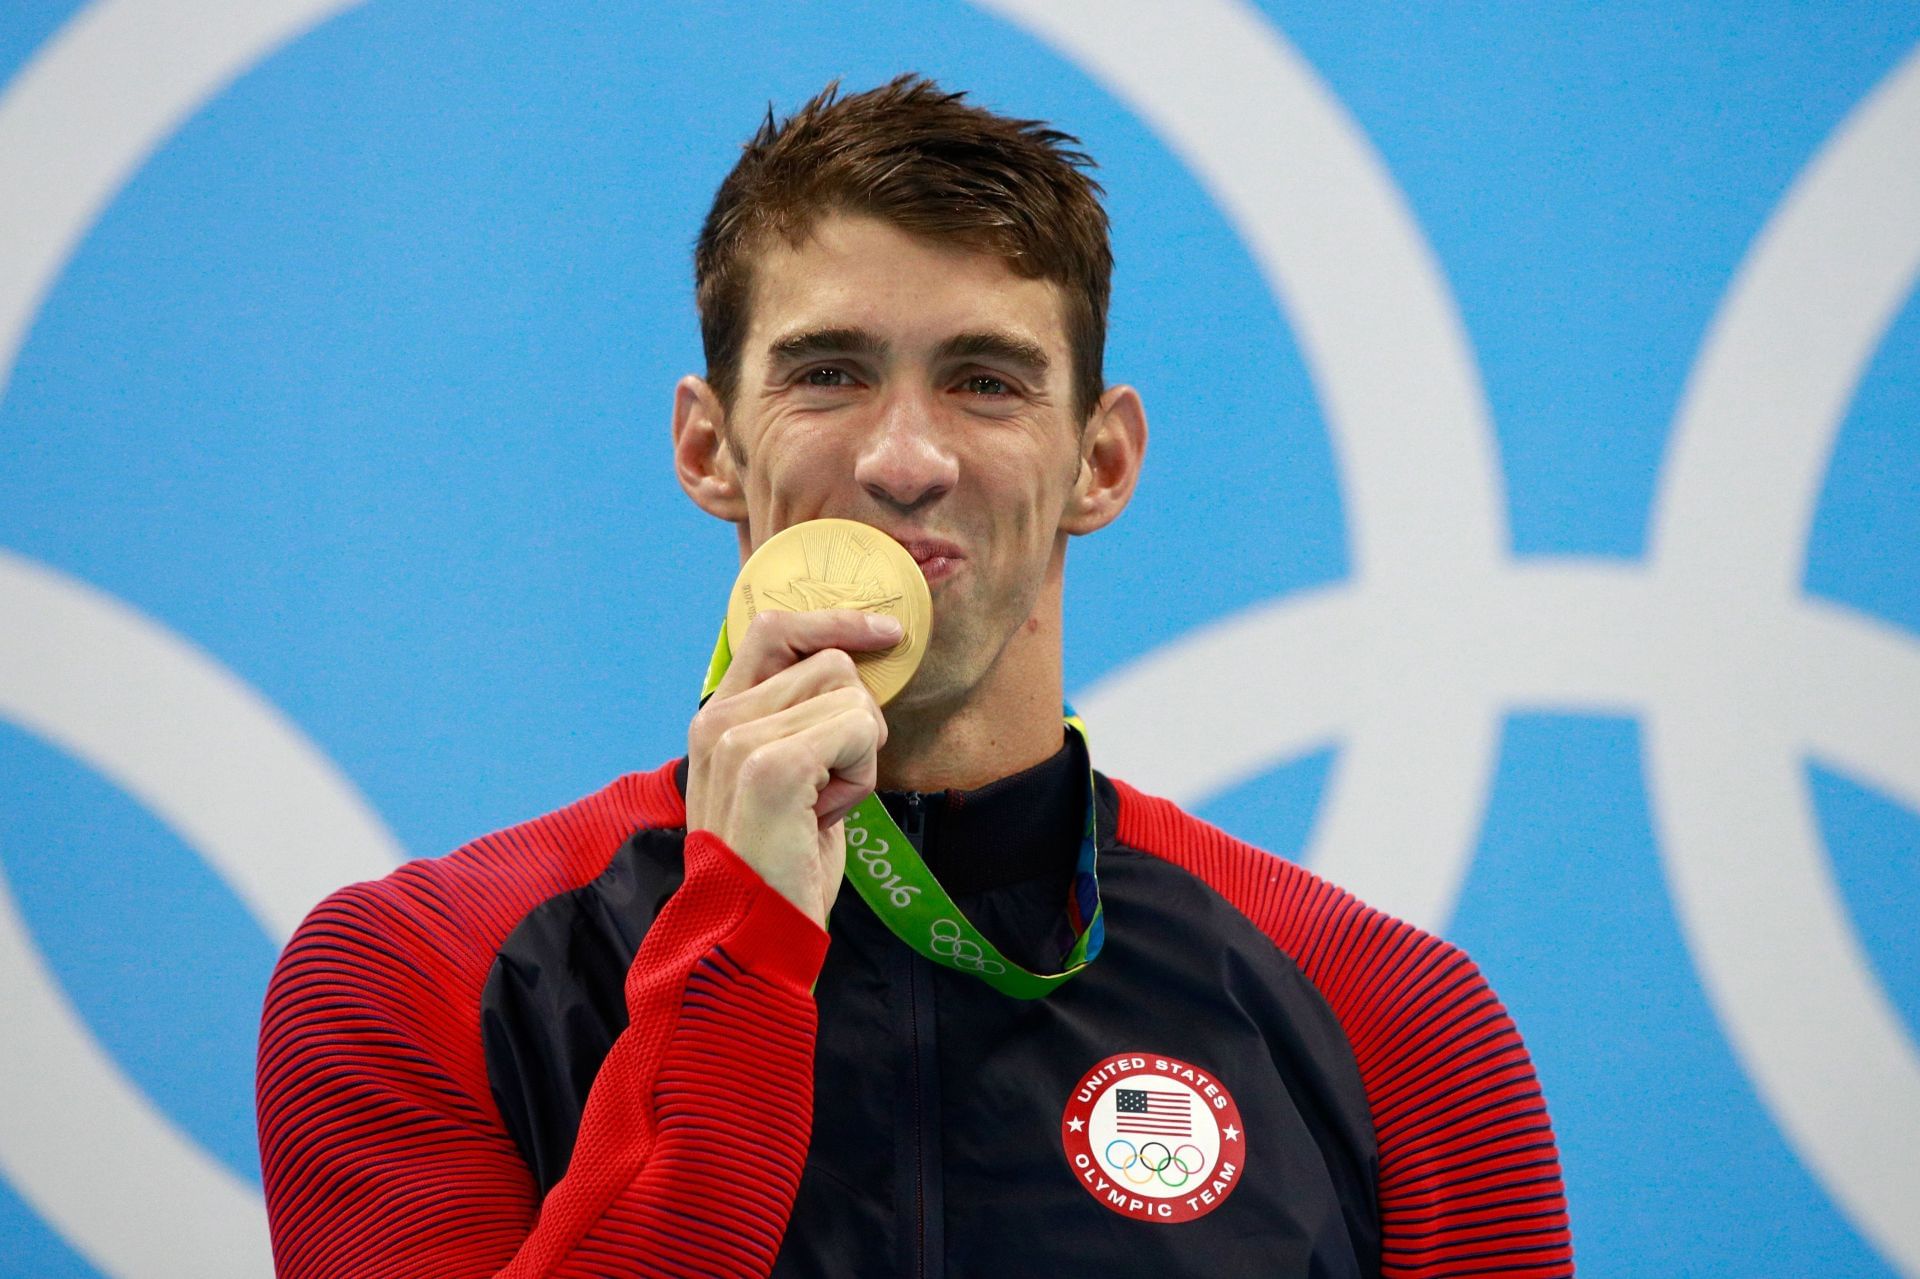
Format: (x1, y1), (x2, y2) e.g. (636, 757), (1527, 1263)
(708, 646), (872, 728)
(692, 648), (887, 767)
(710, 685), (884, 796)
(781, 704), (886, 804)
(722, 697), (884, 829)
(714, 609), (903, 697)
(815, 772), (874, 828)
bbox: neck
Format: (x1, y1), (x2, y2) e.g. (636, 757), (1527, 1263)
(878, 681), (1064, 793)
(876, 570), (1066, 793)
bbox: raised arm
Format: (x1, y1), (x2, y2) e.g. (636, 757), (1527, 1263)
(258, 608), (897, 1276)
(257, 827), (827, 1278)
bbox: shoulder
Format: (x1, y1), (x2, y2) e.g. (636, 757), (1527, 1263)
(264, 761), (688, 1039)
(1109, 773), (1530, 1074)
(1108, 775), (1445, 978)
(1109, 776), (1574, 1274)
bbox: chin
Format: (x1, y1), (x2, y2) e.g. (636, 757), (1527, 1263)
(888, 667), (960, 716)
(887, 646), (975, 716)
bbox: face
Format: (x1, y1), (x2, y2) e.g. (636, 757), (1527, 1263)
(682, 213), (1116, 711)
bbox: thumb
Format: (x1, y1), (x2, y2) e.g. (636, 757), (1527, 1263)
(815, 775), (873, 828)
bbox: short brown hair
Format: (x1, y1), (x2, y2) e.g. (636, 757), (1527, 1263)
(695, 74), (1112, 421)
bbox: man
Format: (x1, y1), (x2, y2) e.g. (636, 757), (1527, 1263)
(257, 75), (1574, 1277)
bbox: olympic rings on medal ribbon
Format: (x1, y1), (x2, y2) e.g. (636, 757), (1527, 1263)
(928, 918), (1007, 975)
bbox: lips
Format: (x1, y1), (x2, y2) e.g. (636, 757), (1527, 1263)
(897, 536), (965, 584)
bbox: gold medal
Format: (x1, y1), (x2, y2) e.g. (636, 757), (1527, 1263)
(726, 518), (932, 706)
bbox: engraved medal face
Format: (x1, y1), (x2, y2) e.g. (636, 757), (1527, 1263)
(726, 518), (932, 706)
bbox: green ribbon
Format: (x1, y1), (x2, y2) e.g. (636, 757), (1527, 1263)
(700, 621), (1104, 998)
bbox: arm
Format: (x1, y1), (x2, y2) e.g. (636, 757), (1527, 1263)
(259, 609), (893, 1277)
(1352, 928), (1574, 1278)
(256, 829), (827, 1279)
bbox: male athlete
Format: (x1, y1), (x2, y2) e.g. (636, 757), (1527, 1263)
(258, 76), (1575, 1277)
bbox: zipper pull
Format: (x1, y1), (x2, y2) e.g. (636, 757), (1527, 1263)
(902, 791), (927, 852)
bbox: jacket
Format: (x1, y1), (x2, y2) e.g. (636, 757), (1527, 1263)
(257, 734), (1575, 1277)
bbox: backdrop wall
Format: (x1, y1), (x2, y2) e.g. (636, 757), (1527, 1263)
(2, 2), (1917, 1275)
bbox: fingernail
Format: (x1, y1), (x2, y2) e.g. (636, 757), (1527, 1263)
(870, 615), (903, 640)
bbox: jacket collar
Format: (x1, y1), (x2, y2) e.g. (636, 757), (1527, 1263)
(672, 727), (1087, 897)
(876, 727), (1086, 896)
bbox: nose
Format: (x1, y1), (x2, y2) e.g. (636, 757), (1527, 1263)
(853, 391), (959, 514)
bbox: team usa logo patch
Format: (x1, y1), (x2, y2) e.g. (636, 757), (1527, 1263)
(1061, 1052), (1246, 1223)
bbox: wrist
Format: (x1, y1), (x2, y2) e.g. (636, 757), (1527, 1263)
(684, 829), (834, 973)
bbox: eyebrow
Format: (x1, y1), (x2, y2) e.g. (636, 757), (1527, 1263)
(767, 327), (888, 365)
(764, 327), (1052, 381)
(935, 331), (1052, 380)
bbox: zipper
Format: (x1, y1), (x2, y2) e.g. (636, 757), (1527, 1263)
(907, 943), (928, 1279)
(902, 790), (926, 850)
(898, 793), (942, 1279)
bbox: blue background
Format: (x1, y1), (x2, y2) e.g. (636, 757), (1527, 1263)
(2, 3), (1916, 1274)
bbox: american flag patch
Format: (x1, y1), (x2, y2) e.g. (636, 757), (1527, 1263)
(1114, 1088), (1190, 1136)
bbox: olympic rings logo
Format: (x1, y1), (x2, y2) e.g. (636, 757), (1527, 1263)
(928, 918), (1007, 974)
(1103, 1139), (1206, 1188)
(846, 825), (921, 909)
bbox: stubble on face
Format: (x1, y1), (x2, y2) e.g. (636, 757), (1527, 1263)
(717, 214), (1089, 723)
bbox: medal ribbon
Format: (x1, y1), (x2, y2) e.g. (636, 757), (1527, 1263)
(701, 622), (1105, 999)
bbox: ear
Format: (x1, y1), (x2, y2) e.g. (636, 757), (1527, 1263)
(1061, 383), (1148, 536)
(672, 374), (748, 524)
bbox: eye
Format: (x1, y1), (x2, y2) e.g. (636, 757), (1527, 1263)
(958, 373), (1011, 397)
(801, 366), (856, 388)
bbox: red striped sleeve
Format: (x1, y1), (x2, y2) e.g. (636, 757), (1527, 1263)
(1113, 779), (1575, 1278)
(256, 763), (829, 1278)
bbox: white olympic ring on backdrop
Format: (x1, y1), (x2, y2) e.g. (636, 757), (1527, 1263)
(995, 4), (1920, 1270)
(0, 8), (394, 1274)
(0, 0), (1915, 1274)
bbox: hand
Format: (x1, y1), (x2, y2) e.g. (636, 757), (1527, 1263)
(684, 609), (901, 928)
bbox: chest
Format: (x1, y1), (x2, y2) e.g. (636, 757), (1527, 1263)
(777, 866), (1380, 1279)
